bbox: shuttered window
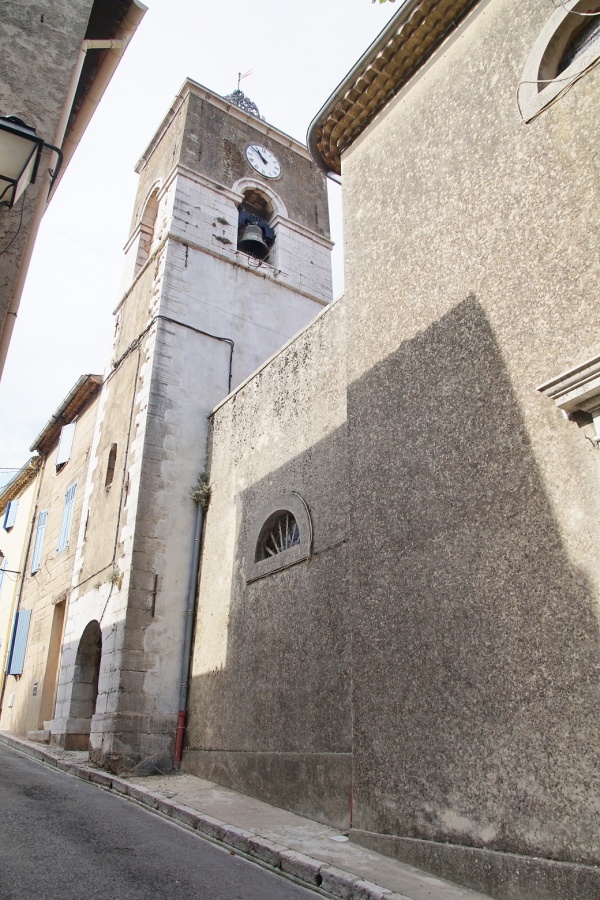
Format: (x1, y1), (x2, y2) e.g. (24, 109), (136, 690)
(6, 609), (31, 675)
(55, 422), (76, 467)
(57, 483), (76, 553)
(0, 558), (7, 592)
(3, 499), (18, 530)
(30, 509), (48, 573)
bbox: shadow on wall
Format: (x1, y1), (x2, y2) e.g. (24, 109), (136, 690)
(187, 293), (600, 869)
(185, 422), (353, 830)
(347, 294), (600, 866)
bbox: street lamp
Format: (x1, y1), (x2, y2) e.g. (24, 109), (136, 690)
(0, 549), (21, 575)
(0, 115), (63, 209)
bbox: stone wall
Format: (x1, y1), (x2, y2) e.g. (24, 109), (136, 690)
(183, 0), (600, 893)
(56, 83), (334, 773)
(2, 393), (99, 738)
(185, 300), (351, 828)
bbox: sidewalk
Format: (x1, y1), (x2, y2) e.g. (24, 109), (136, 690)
(0, 731), (491, 900)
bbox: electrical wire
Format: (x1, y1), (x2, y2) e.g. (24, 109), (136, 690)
(517, 51), (600, 119)
(551, 0), (600, 15)
(0, 194), (25, 256)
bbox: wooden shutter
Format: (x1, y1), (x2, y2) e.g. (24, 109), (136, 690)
(6, 609), (31, 675)
(56, 422), (76, 467)
(57, 483), (76, 552)
(3, 499), (18, 530)
(31, 509), (48, 573)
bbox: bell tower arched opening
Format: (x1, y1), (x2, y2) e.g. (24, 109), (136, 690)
(134, 188), (159, 275)
(237, 189), (275, 262)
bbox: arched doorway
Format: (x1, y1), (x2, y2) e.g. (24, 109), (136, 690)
(66, 620), (102, 749)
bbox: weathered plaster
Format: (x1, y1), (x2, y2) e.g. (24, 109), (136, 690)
(339, 0), (600, 879)
(186, 301), (350, 828)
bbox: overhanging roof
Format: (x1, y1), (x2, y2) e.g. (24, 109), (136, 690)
(0, 457), (42, 516)
(60, 0), (148, 175)
(308, 0), (480, 175)
(30, 374), (102, 455)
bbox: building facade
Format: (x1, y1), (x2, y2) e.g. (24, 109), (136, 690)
(0, 0), (146, 378)
(0, 459), (41, 706)
(2, 1), (599, 897)
(43, 81), (331, 769)
(184, 1), (600, 898)
(0, 376), (102, 738)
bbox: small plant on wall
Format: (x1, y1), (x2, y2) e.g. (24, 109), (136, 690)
(191, 473), (211, 512)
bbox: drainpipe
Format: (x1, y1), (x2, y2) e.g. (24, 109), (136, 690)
(174, 502), (204, 769)
(0, 0), (147, 380)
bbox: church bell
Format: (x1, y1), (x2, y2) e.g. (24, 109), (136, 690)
(238, 223), (269, 260)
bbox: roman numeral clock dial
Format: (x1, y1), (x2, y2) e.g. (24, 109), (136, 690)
(246, 144), (281, 179)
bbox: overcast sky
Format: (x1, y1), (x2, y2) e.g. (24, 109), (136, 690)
(0, 0), (397, 484)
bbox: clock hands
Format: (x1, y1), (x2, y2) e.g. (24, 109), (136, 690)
(252, 146), (269, 166)
(246, 144), (280, 178)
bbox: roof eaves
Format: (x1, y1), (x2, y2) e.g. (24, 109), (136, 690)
(307, 0), (481, 175)
(0, 457), (42, 516)
(29, 374), (103, 455)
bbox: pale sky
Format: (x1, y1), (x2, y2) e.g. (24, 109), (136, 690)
(0, 0), (397, 484)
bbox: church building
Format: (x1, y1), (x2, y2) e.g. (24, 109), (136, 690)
(2, 1), (600, 898)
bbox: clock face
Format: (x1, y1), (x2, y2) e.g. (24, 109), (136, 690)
(246, 144), (281, 179)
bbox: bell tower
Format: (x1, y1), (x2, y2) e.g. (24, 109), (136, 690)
(50, 80), (332, 771)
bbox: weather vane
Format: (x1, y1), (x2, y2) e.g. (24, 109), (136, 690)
(237, 70), (253, 90)
(224, 71), (263, 119)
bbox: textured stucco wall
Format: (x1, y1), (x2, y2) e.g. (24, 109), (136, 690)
(341, 0), (600, 873)
(0, 0), (93, 348)
(185, 300), (351, 828)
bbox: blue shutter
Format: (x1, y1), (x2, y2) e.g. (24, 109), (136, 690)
(55, 422), (76, 467)
(31, 509), (48, 573)
(6, 609), (31, 675)
(57, 483), (76, 552)
(0, 558), (6, 592)
(3, 499), (18, 530)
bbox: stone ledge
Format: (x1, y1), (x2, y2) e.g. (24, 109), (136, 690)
(351, 828), (600, 900)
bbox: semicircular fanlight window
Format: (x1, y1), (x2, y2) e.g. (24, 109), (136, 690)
(255, 511), (300, 562)
(558, 15), (600, 73)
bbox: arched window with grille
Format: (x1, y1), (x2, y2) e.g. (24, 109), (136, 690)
(247, 493), (312, 582)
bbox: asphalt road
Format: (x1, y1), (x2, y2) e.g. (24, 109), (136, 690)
(0, 743), (320, 899)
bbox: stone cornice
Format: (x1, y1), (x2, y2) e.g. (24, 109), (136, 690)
(307, 0), (481, 175)
(538, 354), (600, 414)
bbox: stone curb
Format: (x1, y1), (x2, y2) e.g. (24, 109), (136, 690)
(0, 733), (410, 900)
